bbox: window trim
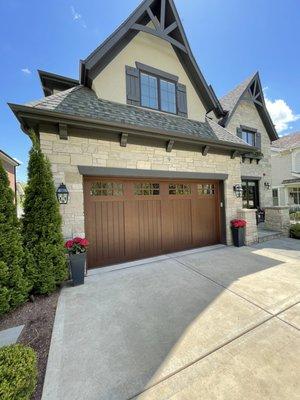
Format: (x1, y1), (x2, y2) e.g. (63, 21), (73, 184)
(139, 69), (178, 115)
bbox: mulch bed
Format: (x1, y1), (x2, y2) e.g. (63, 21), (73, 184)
(0, 291), (60, 400)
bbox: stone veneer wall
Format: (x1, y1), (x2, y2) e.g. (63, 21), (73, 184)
(264, 206), (290, 236)
(40, 130), (243, 245)
(226, 93), (273, 208)
(237, 209), (258, 245)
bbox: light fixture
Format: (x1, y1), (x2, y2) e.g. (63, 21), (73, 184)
(56, 183), (69, 204)
(233, 184), (243, 198)
(264, 182), (271, 190)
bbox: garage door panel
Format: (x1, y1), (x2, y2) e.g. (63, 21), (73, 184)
(84, 178), (221, 268)
(169, 199), (193, 250)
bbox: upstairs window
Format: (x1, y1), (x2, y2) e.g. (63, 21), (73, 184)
(140, 73), (177, 114)
(242, 130), (256, 146)
(126, 64), (188, 117)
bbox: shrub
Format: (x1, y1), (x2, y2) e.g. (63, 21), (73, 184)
(22, 131), (68, 294)
(290, 223), (300, 239)
(0, 344), (37, 400)
(0, 160), (31, 315)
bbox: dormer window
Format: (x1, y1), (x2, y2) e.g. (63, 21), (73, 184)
(237, 125), (261, 149)
(126, 63), (188, 117)
(140, 72), (177, 114)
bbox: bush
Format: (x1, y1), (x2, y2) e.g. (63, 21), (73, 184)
(0, 160), (32, 315)
(22, 131), (68, 294)
(0, 344), (37, 400)
(290, 223), (300, 239)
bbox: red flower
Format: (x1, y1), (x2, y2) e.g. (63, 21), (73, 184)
(79, 238), (89, 247)
(65, 240), (74, 249)
(73, 237), (82, 244)
(231, 219), (247, 228)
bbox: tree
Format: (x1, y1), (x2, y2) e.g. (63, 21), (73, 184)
(0, 160), (30, 314)
(22, 131), (67, 294)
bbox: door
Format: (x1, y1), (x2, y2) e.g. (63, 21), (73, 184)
(83, 177), (221, 268)
(242, 180), (260, 209)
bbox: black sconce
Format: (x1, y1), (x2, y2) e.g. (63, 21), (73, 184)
(233, 184), (243, 198)
(56, 183), (69, 204)
(264, 182), (271, 190)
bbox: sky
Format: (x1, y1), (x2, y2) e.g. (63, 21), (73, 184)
(0, 0), (299, 182)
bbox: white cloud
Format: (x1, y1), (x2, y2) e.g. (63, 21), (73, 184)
(71, 6), (87, 28)
(265, 97), (300, 134)
(21, 68), (31, 75)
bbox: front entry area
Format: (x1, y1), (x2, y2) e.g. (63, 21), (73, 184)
(242, 179), (260, 209)
(83, 177), (221, 268)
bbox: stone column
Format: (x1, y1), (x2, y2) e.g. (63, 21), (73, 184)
(237, 209), (258, 245)
(264, 206), (290, 236)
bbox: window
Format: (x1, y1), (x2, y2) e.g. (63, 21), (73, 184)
(91, 182), (123, 196)
(134, 183), (160, 196)
(198, 184), (215, 195)
(242, 130), (256, 146)
(290, 187), (300, 205)
(272, 189), (279, 206)
(169, 184), (191, 195)
(141, 73), (158, 110)
(140, 72), (177, 114)
(160, 79), (176, 113)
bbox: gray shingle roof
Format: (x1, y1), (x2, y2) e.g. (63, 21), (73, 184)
(220, 74), (255, 118)
(25, 85), (249, 147)
(272, 132), (300, 149)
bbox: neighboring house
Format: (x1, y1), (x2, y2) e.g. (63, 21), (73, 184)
(9, 0), (277, 268)
(16, 181), (26, 217)
(0, 149), (19, 195)
(271, 132), (300, 209)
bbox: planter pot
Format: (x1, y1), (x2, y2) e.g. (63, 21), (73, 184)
(231, 227), (245, 247)
(69, 252), (86, 286)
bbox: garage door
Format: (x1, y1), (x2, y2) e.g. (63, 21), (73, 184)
(83, 177), (221, 268)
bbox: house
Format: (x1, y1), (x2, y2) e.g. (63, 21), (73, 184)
(9, 0), (277, 268)
(0, 149), (19, 195)
(271, 132), (300, 209)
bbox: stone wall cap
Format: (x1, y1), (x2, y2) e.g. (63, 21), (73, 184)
(238, 208), (257, 213)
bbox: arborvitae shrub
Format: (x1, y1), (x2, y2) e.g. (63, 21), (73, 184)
(22, 132), (67, 294)
(0, 161), (30, 315)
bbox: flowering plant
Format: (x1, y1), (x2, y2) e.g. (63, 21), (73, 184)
(231, 219), (247, 229)
(65, 237), (89, 254)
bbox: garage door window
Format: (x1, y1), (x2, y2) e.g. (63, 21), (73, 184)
(90, 182), (123, 196)
(169, 184), (191, 195)
(134, 183), (160, 196)
(198, 184), (215, 195)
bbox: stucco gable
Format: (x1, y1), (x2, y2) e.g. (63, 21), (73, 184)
(91, 30), (208, 122)
(80, 0), (223, 118)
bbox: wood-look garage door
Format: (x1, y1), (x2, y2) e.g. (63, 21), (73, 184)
(83, 177), (221, 268)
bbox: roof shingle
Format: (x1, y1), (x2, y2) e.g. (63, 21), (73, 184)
(24, 85), (250, 148)
(272, 133), (300, 149)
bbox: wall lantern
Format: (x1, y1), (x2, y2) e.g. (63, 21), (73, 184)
(233, 184), (243, 198)
(56, 183), (69, 204)
(264, 182), (271, 190)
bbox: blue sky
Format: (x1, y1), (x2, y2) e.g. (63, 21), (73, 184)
(0, 0), (299, 181)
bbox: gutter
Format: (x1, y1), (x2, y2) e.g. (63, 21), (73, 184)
(8, 103), (256, 154)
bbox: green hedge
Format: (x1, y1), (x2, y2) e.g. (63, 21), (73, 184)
(290, 223), (300, 239)
(0, 344), (37, 400)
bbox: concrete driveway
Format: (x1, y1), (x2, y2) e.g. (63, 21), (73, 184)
(43, 239), (300, 400)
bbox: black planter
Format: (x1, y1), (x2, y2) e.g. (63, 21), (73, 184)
(231, 227), (245, 247)
(69, 253), (86, 286)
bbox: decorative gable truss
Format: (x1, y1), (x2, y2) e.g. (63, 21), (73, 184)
(132, 0), (188, 53)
